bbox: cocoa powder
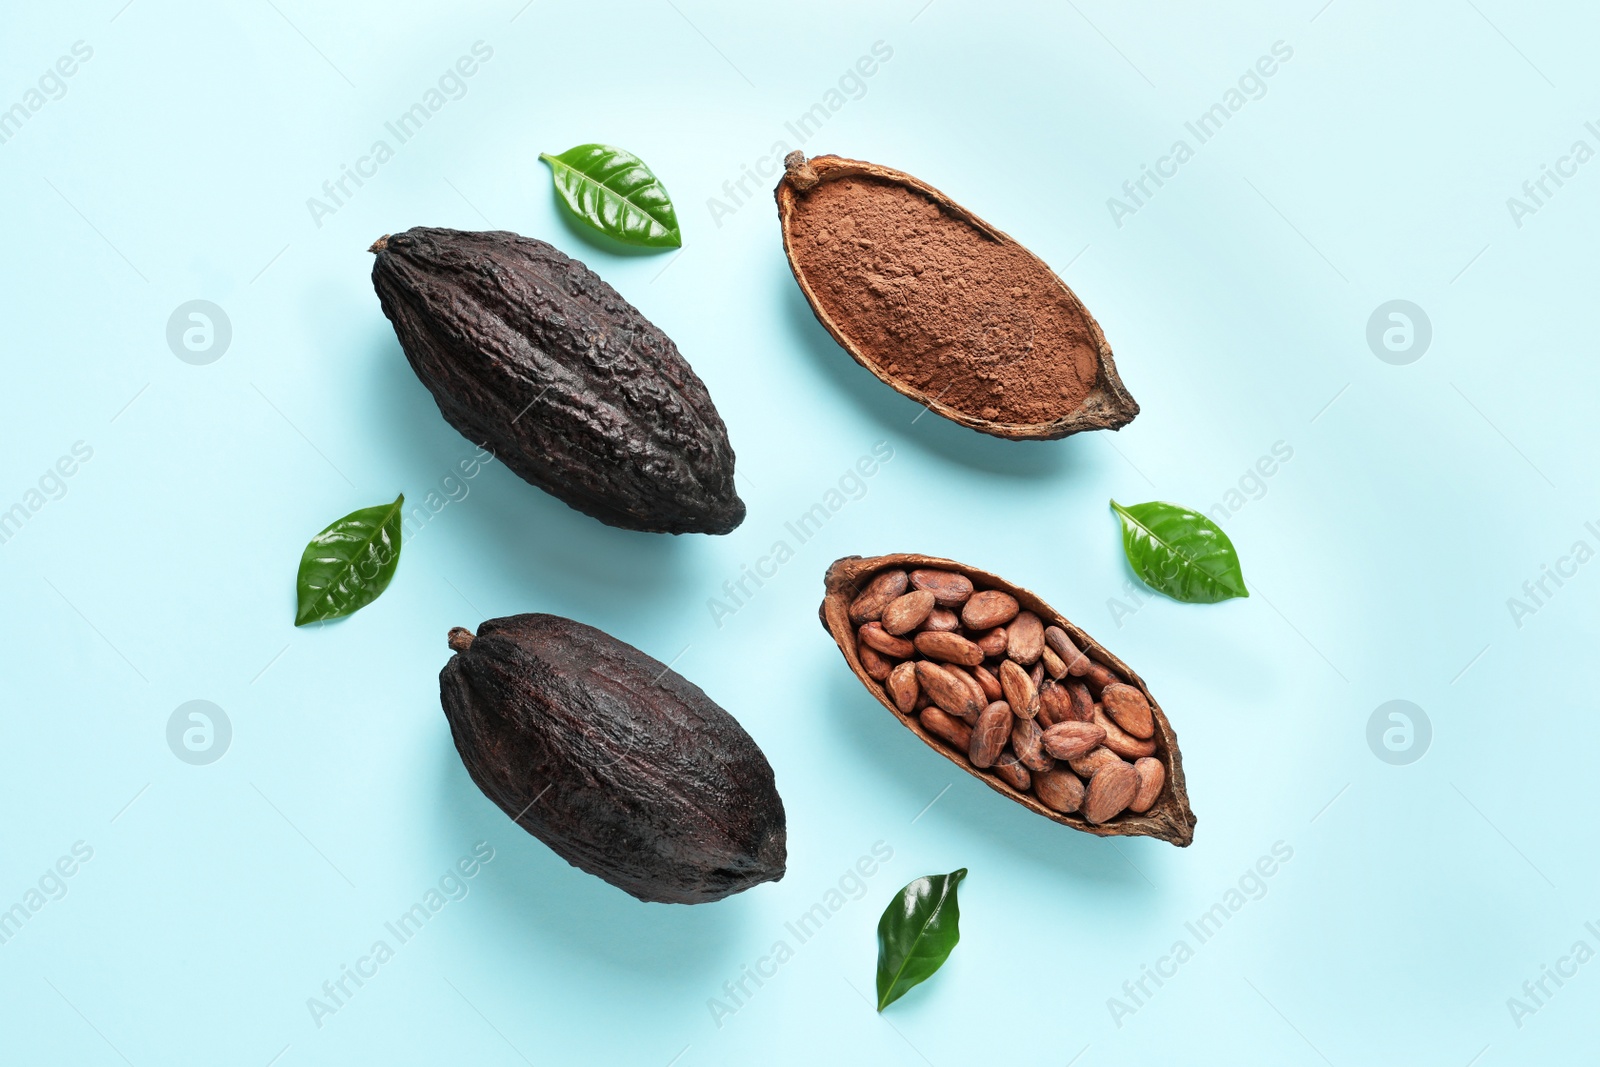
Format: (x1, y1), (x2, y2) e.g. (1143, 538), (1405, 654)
(784, 175), (1099, 425)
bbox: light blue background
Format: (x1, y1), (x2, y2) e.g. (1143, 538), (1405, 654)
(2, 1), (1595, 1063)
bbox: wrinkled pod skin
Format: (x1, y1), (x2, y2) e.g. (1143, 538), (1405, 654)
(440, 614), (786, 904)
(372, 227), (745, 534)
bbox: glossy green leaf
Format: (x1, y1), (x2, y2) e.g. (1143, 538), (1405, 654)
(539, 144), (682, 248)
(876, 868), (967, 1011)
(1110, 499), (1247, 603)
(294, 494), (404, 626)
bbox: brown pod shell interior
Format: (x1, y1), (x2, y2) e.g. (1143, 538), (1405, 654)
(821, 553), (1196, 846)
(776, 154), (1138, 441)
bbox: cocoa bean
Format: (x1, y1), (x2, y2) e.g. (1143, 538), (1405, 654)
(1040, 646), (1067, 679)
(1093, 706), (1156, 760)
(1067, 747), (1125, 780)
(992, 752), (1032, 791)
(858, 643), (894, 681)
(1083, 762), (1139, 824)
(1041, 721), (1106, 761)
(859, 621), (915, 659)
(1011, 716), (1054, 773)
(822, 554), (1196, 848)
(969, 701), (1013, 769)
(962, 590), (1020, 630)
(913, 630), (984, 667)
(1044, 626), (1091, 675)
(1036, 681), (1070, 727)
(1084, 662), (1118, 694)
(881, 590), (936, 635)
(972, 663), (1003, 702)
(1033, 769), (1085, 814)
(1065, 681), (1095, 722)
(944, 666), (989, 721)
(920, 707), (972, 751)
(909, 568), (974, 607)
(1131, 757), (1165, 813)
(887, 661), (919, 714)
(998, 659), (1039, 719)
(1006, 610), (1044, 665)
(973, 627), (1008, 657)
(1101, 682), (1155, 739)
(914, 661), (984, 721)
(849, 569), (907, 624)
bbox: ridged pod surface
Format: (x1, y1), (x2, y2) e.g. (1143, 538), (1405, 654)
(372, 227), (744, 534)
(440, 614), (786, 904)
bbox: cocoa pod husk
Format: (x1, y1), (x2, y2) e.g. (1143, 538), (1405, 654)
(440, 614), (784, 903)
(371, 228), (743, 535)
(821, 553), (1196, 846)
(776, 154), (1139, 441)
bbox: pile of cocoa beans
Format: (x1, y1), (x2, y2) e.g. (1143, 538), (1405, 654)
(850, 566), (1166, 825)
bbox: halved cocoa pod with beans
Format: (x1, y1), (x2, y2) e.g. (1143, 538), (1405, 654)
(821, 554), (1195, 846)
(776, 154), (1138, 441)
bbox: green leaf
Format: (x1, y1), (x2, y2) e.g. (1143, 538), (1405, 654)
(1110, 499), (1248, 603)
(294, 494), (405, 626)
(539, 144), (682, 249)
(876, 868), (967, 1011)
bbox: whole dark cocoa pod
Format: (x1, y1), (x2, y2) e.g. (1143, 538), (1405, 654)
(371, 227), (745, 534)
(440, 614), (785, 904)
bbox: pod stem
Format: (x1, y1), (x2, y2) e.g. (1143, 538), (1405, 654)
(784, 151), (819, 191)
(369, 235), (390, 253)
(448, 627), (475, 652)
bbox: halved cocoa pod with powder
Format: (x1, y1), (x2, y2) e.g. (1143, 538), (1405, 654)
(777, 154), (1138, 441)
(820, 553), (1195, 846)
